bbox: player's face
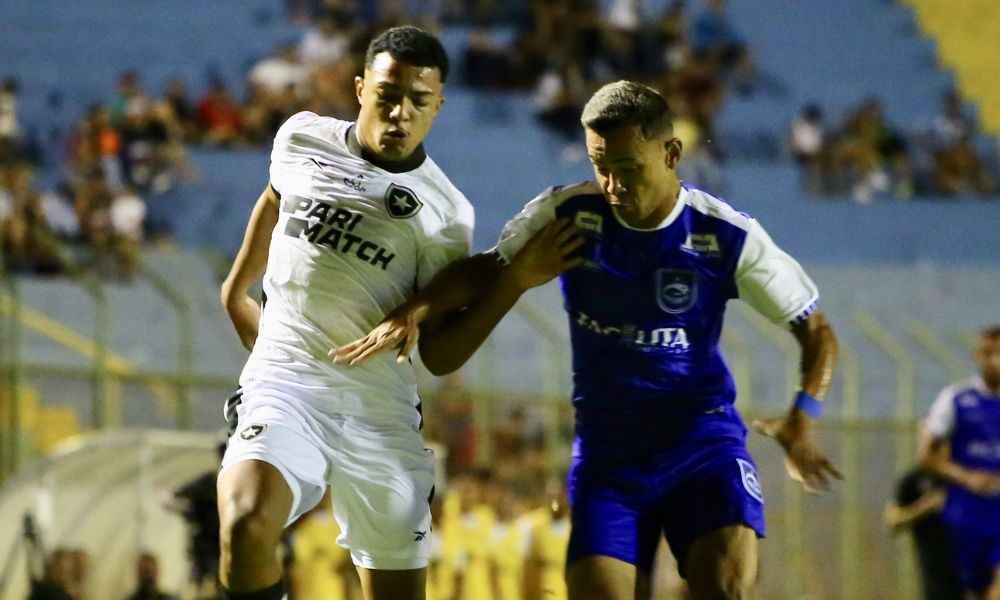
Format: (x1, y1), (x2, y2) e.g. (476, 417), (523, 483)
(355, 52), (445, 161)
(586, 125), (682, 228)
(975, 335), (1000, 389)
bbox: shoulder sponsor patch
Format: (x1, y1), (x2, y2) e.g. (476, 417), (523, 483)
(240, 424), (267, 441)
(384, 183), (423, 219)
(737, 458), (764, 502)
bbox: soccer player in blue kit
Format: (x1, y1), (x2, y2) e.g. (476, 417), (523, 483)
(334, 81), (842, 599)
(921, 325), (1000, 600)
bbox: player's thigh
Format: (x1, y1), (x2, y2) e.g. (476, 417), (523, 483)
(330, 416), (435, 570)
(356, 566), (426, 600)
(661, 444), (765, 579)
(219, 399), (329, 532)
(566, 555), (651, 600)
(217, 459), (293, 543)
(684, 524), (757, 600)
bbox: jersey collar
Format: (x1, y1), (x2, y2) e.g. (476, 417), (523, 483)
(346, 124), (427, 173)
(609, 184), (688, 232)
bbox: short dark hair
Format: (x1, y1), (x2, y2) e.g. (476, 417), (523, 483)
(365, 26), (449, 83)
(981, 325), (1000, 340)
(581, 80), (673, 139)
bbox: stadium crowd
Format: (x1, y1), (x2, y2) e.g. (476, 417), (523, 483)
(789, 91), (999, 202)
(5, 0), (999, 279)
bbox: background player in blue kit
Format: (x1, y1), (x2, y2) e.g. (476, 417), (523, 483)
(335, 81), (842, 600)
(921, 325), (1000, 600)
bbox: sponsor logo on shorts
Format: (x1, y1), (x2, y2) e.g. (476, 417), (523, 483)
(240, 424), (267, 441)
(413, 530), (427, 542)
(737, 458), (764, 502)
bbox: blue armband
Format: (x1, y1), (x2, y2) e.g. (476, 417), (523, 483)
(793, 391), (823, 419)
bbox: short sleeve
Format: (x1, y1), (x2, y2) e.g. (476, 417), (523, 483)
(269, 111), (319, 194)
(924, 386), (956, 439)
(735, 220), (819, 326)
(416, 202), (474, 289)
(492, 187), (561, 264)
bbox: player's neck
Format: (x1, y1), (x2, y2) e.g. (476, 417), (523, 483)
(347, 125), (426, 173)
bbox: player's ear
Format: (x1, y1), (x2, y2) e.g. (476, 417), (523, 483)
(354, 75), (365, 104)
(665, 137), (683, 169)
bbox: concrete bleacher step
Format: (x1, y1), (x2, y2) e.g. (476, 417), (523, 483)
(722, 0), (957, 143)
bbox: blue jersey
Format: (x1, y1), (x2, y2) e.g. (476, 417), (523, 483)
(925, 378), (1000, 533)
(495, 182), (818, 458)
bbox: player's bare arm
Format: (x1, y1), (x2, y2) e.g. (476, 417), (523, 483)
(332, 219), (583, 371)
(329, 252), (503, 365)
(417, 219), (583, 375)
(220, 183), (280, 351)
(753, 310), (844, 493)
(883, 488), (946, 533)
(920, 433), (1000, 497)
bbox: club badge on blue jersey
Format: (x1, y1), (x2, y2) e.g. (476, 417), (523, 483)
(656, 269), (697, 313)
(384, 183), (423, 219)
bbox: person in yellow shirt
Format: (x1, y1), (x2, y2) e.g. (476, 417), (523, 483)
(289, 491), (356, 600)
(524, 480), (571, 600)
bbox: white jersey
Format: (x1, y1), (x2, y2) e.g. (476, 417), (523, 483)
(240, 111), (474, 424)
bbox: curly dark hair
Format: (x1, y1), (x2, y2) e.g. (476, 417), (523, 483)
(365, 26), (449, 83)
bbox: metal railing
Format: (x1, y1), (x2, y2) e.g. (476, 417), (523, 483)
(0, 240), (234, 485)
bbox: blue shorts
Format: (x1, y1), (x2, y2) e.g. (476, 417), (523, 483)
(566, 436), (765, 575)
(949, 525), (1000, 593)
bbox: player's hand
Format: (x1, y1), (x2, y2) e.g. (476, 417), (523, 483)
(958, 469), (1000, 497)
(329, 302), (430, 366)
(507, 219), (585, 291)
(752, 410), (843, 494)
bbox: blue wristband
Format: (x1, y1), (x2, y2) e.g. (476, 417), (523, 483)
(793, 391), (823, 419)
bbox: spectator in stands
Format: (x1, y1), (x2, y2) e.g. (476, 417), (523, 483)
(0, 165), (61, 275)
(299, 12), (356, 68)
(461, 28), (517, 89)
(426, 374), (478, 475)
(691, 0), (746, 71)
(125, 553), (176, 600)
(119, 99), (170, 192)
(932, 134), (999, 197)
(789, 103), (824, 167)
(68, 106), (124, 193)
(109, 186), (147, 279)
(108, 71), (151, 130)
(249, 43), (310, 99)
(39, 182), (80, 242)
(534, 56), (588, 160)
(0, 77), (21, 162)
(157, 78), (200, 143)
(196, 80), (244, 147)
(885, 466), (963, 600)
(28, 548), (77, 600)
(929, 90), (974, 151)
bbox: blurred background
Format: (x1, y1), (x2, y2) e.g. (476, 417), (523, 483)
(0, 0), (998, 598)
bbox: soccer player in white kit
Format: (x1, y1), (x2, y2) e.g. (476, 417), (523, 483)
(217, 27), (474, 600)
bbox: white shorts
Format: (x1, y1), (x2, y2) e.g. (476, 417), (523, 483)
(219, 393), (435, 570)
